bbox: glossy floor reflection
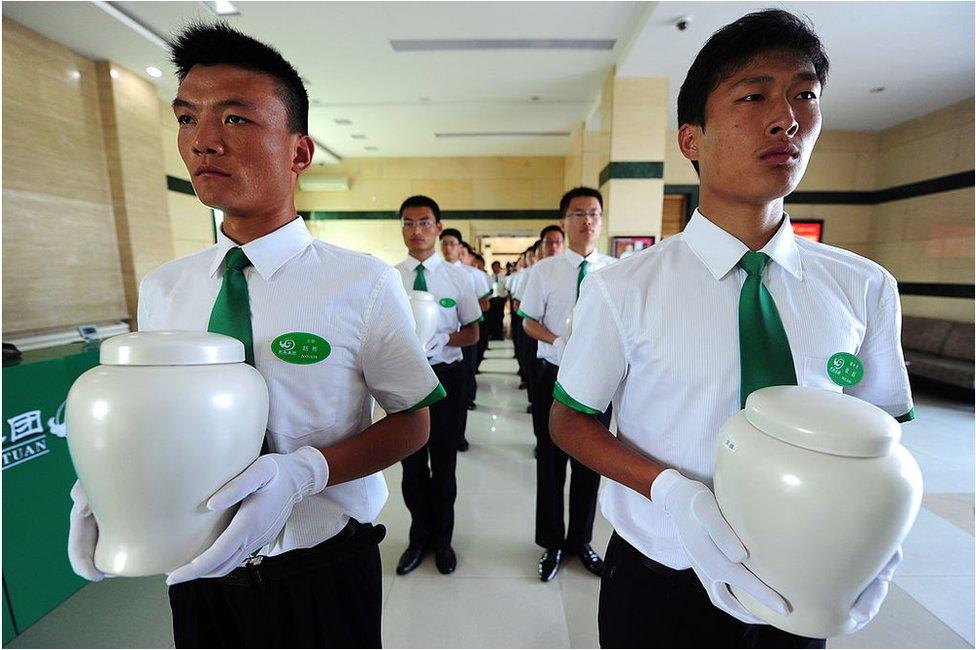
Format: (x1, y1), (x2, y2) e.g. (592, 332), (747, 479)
(8, 340), (973, 648)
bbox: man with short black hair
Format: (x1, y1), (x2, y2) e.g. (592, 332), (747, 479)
(487, 260), (507, 340)
(396, 197), (482, 575)
(69, 22), (440, 648)
(520, 199), (612, 581)
(551, 10), (911, 648)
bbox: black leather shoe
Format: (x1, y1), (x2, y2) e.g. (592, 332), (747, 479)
(396, 546), (424, 575)
(466, 402), (476, 411)
(573, 544), (604, 577)
(538, 548), (562, 582)
(525, 404), (532, 413)
(458, 437), (470, 452)
(518, 381), (527, 389)
(435, 546), (457, 574)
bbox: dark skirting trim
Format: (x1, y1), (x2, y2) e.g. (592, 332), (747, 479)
(299, 210), (562, 221)
(166, 175), (195, 196)
(785, 170), (974, 205)
(899, 283), (975, 299)
(599, 161), (665, 187)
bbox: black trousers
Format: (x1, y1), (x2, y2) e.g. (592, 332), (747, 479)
(533, 359), (608, 550)
(518, 333), (539, 407)
(477, 316), (491, 366)
(401, 360), (465, 549)
(511, 303), (524, 376)
(168, 523), (383, 648)
(599, 532), (826, 649)
(488, 297), (506, 339)
(460, 344), (478, 434)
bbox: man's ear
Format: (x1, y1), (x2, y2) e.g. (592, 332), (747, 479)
(677, 124), (700, 164)
(292, 135), (314, 174)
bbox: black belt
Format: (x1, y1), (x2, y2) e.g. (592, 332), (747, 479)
(213, 520), (386, 587)
(431, 360), (462, 370)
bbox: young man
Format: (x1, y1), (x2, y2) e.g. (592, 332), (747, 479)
(487, 260), (507, 340)
(550, 10), (913, 648)
(395, 197), (482, 575)
(509, 241), (543, 416)
(439, 228), (489, 450)
(67, 23), (441, 648)
(519, 198), (614, 581)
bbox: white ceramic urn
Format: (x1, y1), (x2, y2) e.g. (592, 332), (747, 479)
(66, 331), (269, 577)
(409, 290), (439, 348)
(713, 386), (922, 638)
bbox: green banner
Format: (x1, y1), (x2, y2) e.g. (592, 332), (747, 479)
(2, 343), (100, 642)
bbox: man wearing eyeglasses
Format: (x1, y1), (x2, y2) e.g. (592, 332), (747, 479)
(518, 187), (617, 581)
(394, 195), (483, 576)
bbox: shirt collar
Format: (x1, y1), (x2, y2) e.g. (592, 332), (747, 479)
(405, 250), (444, 271)
(562, 248), (599, 267)
(208, 216), (313, 280)
(683, 209), (803, 281)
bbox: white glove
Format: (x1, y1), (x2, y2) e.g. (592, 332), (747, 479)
(425, 332), (450, 354)
(552, 336), (567, 363)
(849, 547), (902, 632)
(166, 446), (329, 585)
(68, 480), (106, 582)
(651, 469), (789, 624)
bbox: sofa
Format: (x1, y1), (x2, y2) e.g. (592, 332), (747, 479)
(901, 316), (974, 390)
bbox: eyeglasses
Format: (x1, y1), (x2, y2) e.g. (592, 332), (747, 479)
(401, 219), (435, 230)
(568, 210), (603, 219)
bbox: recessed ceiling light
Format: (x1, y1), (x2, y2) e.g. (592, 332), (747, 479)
(311, 99), (322, 106)
(869, 86), (886, 94)
(334, 118), (352, 125)
(146, 66), (162, 78)
(531, 96), (541, 102)
(69, 70), (81, 80)
(351, 134), (367, 140)
(110, 69), (120, 79)
(365, 146), (378, 151)
(420, 96), (430, 102)
(202, 0), (239, 16)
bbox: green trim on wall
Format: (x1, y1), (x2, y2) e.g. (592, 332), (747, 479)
(166, 175), (195, 196)
(598, 162), (665, 187)
(299, 210), (561, 221)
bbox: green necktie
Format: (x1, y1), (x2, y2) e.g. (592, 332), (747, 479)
(738, 251), (797, 408)
(576, 259), (589, 299)
(208, 247), (255, 366)
(413, 263), (428, 291)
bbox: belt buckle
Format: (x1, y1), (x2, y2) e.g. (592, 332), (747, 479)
(244, 555), (266, 585)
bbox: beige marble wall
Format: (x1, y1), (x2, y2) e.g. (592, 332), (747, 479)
(95, 61), (173, 322)
(296, 156), (564, 212)
(1, 18), (128, 335)
(159, 98), (215, 257)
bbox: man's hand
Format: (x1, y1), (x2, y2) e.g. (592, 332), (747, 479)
(849, 547), (902, 632)
(552, 336), (567, 363)
(425, 332), (450, 354)
(166, 447), (329, 585)
(651, 469), (789, 624)
(68, 480), (106, 581)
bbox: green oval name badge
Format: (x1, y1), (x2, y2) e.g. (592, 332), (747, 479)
(271, 332), (331, 365)
(439, 298), (457, 308)
(827, 352), (864, 387)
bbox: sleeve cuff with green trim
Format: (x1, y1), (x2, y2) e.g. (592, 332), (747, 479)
(516, 308), (536, 321)
(463, 315), (485, 327)
(895, 407), (916, 423)
(553, 382), (601, 416)
(480, 291), (493, 299)
(404, 383), (447, 412)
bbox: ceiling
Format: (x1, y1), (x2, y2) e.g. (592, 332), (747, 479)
(3, 1), (974, 162)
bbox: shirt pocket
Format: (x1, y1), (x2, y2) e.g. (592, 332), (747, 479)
(800, 356), (843, 393)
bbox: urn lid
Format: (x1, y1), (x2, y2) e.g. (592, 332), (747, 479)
(409, 290), (436, 302)
(743, 386), (901, 458)
(100, 331), (245, 366)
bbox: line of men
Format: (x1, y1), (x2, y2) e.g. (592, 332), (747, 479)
(65, 11), (914, 649)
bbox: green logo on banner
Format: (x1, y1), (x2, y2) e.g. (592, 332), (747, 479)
(827, 352), (864, 387)
(439, 298), (457, 308)
(272, 332), (331, 365)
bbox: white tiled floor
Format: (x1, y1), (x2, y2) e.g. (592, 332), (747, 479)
(8, 340), (974, 648)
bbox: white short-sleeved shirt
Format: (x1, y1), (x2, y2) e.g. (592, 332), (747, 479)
(518, 249), (617, 365)
(491, 273), (508, 298)
(138, 217), (442, 556)
(395, 252), (483, 365)
(556, 209), (915, 569)
(453, 261), (493, 300)
(510, 267), (534, 302)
